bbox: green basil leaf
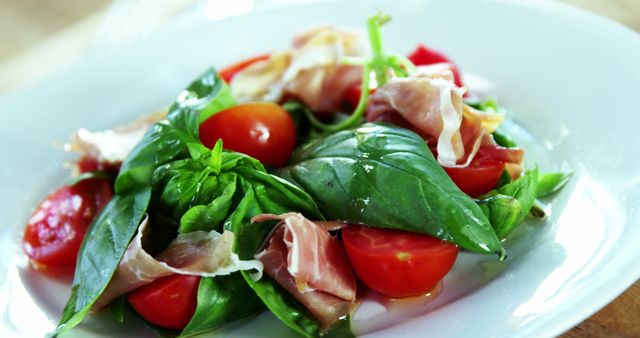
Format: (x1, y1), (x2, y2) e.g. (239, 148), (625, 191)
(278, 123), (504, 256)
(54, 187), (151, 336)
(492, 127), (518, 148)
(109, 296), (127, 323)
(496, 169), (513, 189)
(466, 98), (500, 112)
(151, 144), (324, 336)
(178, 173), (238, 233)
(498, 167), (538, 225)
(477, 194), (522, 239)
(54, 68), (235, 336)
(179, 274), (264, 338)
(69, 170), (116, 186)
(537, 171), (572, 197)
(477, 167), (539, 238)
(116, 67), (235, 193)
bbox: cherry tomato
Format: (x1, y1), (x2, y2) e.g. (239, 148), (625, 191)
(444, 158), (505, 197)
(23, 178), (113, 267)
(342, 225), (459, 298)
(76, 156), (120, 174)
(408, 44), (464, 88)
(343, 84), (376, 111)
(219, 54), (270, 83)
(199, 103), (297, 167)
(128, 274), (201, 330)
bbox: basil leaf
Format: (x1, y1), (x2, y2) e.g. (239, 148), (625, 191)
(179, 274), (263, 338)
(178, 173), (238, 233)
(477, 168), (539, 238)
(54, 68), (235, 336)
(492, 127), (518, 148)
(116, 68), (235, 193)
(537, 172), (572, 197)
(109, 296), (127, 323)
(54, 187), (151, 336)
(496, 169), (513, 189)
(477, 194), (522, 239)
(152, 142), (325, 336)
(69, 170), (116, 186)
(278, 123), (504, 256)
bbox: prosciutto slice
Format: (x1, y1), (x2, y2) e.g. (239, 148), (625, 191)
(253, 213), (356, 327)
(66, 111), (166, 165)
(92, 215), (262, 310)
(367, 66), (504, 167)
(230, 26), (367, 113)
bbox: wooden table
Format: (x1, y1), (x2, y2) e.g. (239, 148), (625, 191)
(0, 0), (638, 337)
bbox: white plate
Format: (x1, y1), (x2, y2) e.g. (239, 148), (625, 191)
(1, 0), (639, 337)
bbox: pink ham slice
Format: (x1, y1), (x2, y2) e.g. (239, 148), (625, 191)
(367, 66), (505, 168)
(66, 111), (166, 168)
(230, 26), (367, 113)
(252, 213), (356, 327)
(92, 215), (262, 311)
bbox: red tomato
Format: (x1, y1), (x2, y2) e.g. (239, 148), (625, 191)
(219, 54), (270, 83)
(128, 274), (201, 330)
(199, 103), (297, 167)
(408, 44), (464, 88)
(76, 156), (120, 174)
(23, 178), (113, 267)
(343, 84), (376, 111)
(344, 84), (362, 110)
(444, 158), (505, 197)
(342, 225), (459, 298)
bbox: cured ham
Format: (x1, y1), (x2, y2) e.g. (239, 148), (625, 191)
(66, 111), (166, 167)
(252, 213), (356, 327)
(92, 215), (262, 310)
(367, 66), (506, 167)
(230, 27), (367, 113)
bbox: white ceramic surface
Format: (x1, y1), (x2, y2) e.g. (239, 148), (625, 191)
(1, 0), (639, 337)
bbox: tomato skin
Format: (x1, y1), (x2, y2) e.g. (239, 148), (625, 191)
(219, 54), (270, 83)
(128, 274), (201, 330)
(408, 44), (464, 88)
(199, 103), (297, 167)
(76, 156), (121, 174)
(23, 178), (113, 267)
(342, 225), (459, 298)
(444, 158), (505, 197)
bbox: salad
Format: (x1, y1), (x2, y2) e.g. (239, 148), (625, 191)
(22, 13), (571, 338)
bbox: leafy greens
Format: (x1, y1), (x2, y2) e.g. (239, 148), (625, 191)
(278, 123), (505, 257)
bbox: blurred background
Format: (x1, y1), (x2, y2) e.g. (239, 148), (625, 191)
(0, 0), (639, 94)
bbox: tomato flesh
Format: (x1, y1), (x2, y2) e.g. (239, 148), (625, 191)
(23, 178), (113, 267)
(128, 274), (201, 330)
(219, 54), (270, 83)
(444, 158), (505, 197)
(342, 225), (458, 298)
(408, 44), (464, 88)
(199, 103), (297, 167)
(76, 156), (121, 174)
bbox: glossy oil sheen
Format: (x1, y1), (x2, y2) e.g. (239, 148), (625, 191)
(0, 0), (639, 337)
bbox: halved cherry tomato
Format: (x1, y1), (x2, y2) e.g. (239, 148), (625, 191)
(199, 103), (297, 167)
(128, 274), (201, 330)
(343, 84), (376, 111)
(344, 84), (362, 110)
(444, 158), (505, 197)
(408, 44), (464, 88)
(76, 156), (120, 174)
(342, 225), (459, 298)
(219, 54), (270, 83)
(23, 178), (113, 267)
